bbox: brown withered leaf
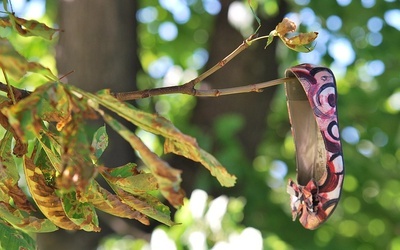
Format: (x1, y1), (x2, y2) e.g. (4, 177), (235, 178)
(0, 100), (27, 156)
(111, 187), (176, 226)
(275, 17), (297, 36)
(0, 131), (32, 210)
(80, 180), (149, 225)
(23, 156), (79, 230)
(164, 139), (237, 187)
(270, 18), (318, 52)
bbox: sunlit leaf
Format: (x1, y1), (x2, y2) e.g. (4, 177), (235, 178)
(2, 82), (71, 142)
(78, 88), (197, 144)
(23, 156), (79, 230)
(0, 39), (58, 80)
(8, 13), (61, 40)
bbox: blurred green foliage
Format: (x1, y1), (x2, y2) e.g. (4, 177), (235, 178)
(1, 0), (400, 249)
(133, 0), (400, 249)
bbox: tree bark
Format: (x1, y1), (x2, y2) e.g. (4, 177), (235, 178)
(55, 0), (139, 167)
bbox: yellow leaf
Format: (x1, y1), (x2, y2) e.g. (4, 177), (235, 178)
(23, 156), (80, 230)
(286, 32), (319, 46)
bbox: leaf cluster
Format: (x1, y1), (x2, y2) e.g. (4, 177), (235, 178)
(0, 3), (236, 249)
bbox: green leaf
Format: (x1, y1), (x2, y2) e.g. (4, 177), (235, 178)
(0, 39), (58, 80)
(0, 203), (57, 233)
(265, 30), (276, 49)
(2, 82), (71, 142)
(60, 191), (100, 232)
(247, 0), (261, 33)
(104, 163), (158, 194)
(0, 222), (36, 250)
(100, 164), (175, 225)
(78, 88), (198, 144)
(91, 125), (109, 162)
(70, 87), (236, 188)
(35, 133), (63, 173)
(101, 113), (185, 208)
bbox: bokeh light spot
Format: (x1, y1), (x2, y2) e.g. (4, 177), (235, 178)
(343, 175), (358, 192)
(361, 0), (375, 8)
(203, 0), (221, 15)
(384, 9), (400, 31)
(337, 0), (352, 6)
(368, 219), (385, 236)
(339, 220), (359, 237)
(326, 15), (342, 31)
(328, 38), (355, 66)
(159, 22), (178, 41)
(343, 196), (361, 214)
(136, 7), (158, 23)
(342, 126), (360, 144)
(367, 17), (383, 32)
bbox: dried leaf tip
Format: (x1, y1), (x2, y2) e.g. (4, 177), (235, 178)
(273, 18), (318, 53)
(275, 17), (297, 35)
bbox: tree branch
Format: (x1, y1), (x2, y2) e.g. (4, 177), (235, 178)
(0, 33), (300, 101)
(113, 77), (296, 100)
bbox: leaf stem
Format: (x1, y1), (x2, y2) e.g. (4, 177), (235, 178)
(1, 68), (16, 104)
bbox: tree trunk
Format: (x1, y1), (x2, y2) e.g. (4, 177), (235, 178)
(55, 0), (139, 167)
(37, 1), (141, 249)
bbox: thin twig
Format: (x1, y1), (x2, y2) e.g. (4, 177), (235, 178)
(114, 77), (296, 100)
(113, 34), (273, 101)
(0, 81), (32, 100)
(1, 68), (16, 104)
